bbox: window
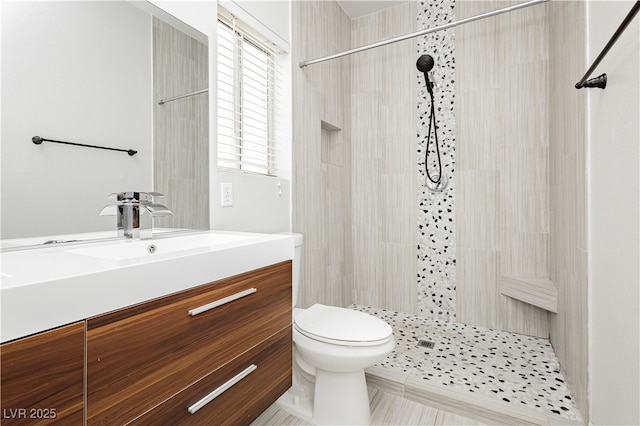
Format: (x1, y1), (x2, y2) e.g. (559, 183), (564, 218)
(217, 14), (279, 176)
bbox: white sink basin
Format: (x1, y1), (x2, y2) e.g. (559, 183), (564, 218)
(66, 232), (256, 261)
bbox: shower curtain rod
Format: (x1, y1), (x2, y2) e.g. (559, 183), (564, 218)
(299, 0), (548, 68)
(158, 88), (208, 105)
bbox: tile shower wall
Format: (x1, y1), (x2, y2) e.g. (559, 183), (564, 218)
(351, 2), (417, 314)
(294, 1), (420, 313)
(455, 0), (549, 338)
(292, 1), (352, 308)
(548, 1), (588, 421)
(294, 1), (559, 338)
(416, 0), (457, 322)
(153, 18), (209, 229)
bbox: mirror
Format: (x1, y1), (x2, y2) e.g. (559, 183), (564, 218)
(1, 0), (209, 247)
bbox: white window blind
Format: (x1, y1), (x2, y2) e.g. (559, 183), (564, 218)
(217, 14), (280, 176)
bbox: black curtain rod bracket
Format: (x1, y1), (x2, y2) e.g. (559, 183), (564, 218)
(32, 136), (137, 156)
(580, 73), (607, 90)
(575, 1), (640, 89)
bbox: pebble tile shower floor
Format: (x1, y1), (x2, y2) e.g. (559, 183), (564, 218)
(352, 305), (582, 423)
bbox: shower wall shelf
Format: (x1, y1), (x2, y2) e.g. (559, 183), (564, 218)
(500, 275), (558, 313)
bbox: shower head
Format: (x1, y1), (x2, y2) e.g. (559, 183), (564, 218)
(416, 54), (435, 73)
(417, 54), (446, 193)
(416, 54), (435, 95)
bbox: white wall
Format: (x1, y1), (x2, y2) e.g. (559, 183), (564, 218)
(210, 1), (292, 234)
(588, 1), (640, 424)
(1, 1), (152, 238)
(146, 0), (215, 40)
(212, 171), (290, 233)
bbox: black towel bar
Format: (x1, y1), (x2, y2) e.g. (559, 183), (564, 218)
(32, 136), (137, 156)
(575, 1), (640, 89)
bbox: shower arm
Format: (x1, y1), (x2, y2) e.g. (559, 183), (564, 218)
(299, 0), (548, 68)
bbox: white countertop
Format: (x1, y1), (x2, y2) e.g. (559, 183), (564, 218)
(1, 230), (293, 343)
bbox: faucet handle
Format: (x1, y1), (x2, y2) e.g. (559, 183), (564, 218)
(106, 191), (139, 201)
(106, 191), (165, 202)
(99, 204), (118, 216)
(106, 191), (159, 203)
(146, 192), (167, 204)
(145, 204), (174, 217)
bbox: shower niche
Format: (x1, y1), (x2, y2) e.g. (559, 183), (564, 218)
(320, 120), (343, 166)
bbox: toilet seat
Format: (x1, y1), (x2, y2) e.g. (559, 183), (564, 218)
(294, 304), (393, 347)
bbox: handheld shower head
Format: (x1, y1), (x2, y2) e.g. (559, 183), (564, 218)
(417, 54), (448, 193)
(416, 54), (434, 73)
(416, 54), (435, 95)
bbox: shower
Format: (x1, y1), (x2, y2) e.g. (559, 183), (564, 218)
(417, 54), (448, 192)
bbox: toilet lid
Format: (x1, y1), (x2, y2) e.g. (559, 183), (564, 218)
(294, 304), (393, 346)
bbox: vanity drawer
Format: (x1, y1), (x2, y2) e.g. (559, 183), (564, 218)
(129, 326), (292, 425)
(86, 261), (292, 425)
(1, 322), (85, 426)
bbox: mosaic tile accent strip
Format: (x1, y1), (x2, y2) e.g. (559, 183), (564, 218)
(354, 305), (582, 423)
(417, 0), (457, 321)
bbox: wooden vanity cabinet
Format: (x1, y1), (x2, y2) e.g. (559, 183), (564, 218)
(130, 327), (292, 425)
(86, 260), (292, 425)
(0, 322), (85, 425)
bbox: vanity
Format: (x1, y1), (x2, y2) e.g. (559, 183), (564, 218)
(1, 231), (293, 425)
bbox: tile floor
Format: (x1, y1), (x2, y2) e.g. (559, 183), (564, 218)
(252, 387), (487, 426)
(352, 305), (583, 423)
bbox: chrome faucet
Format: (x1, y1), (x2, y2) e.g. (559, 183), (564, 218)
(100, 191), (173, 239)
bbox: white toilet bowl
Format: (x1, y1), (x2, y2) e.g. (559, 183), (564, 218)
(276, 234), (395, 425)
(278, 303), (395, 425)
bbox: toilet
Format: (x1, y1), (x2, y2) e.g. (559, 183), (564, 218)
(277, 234), (395, 425)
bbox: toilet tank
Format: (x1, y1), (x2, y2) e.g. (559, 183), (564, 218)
(291, 233), (303, 307)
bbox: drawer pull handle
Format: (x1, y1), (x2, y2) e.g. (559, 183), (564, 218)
(188, 288), (257, 316)
(188, 364), (257, 414)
